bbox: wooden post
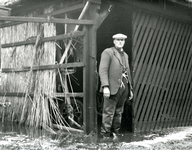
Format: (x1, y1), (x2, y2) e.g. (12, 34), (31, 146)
(83, 2), (100, 135)
(0, 37), (1, 85)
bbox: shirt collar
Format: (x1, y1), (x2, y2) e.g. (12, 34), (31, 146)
(114, 47), (124, 55)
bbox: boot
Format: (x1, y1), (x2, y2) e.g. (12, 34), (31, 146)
(112, 132), (119, 142)
(111, 129), (122, 142)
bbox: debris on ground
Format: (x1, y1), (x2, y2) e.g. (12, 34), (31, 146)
(1, 126), (192, 149)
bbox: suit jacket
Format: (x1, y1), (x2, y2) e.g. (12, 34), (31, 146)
(99, 47), (132, 95)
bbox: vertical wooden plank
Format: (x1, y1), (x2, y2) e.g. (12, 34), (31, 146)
(133, 13), (150, 83)
(0, 38), (1, 70)
(132, 11), (192, 131)
(165, 23), (186, 128)
(133, 14), (151, 87)
(162, 25), (190, 127)
(147, 19), (175, 130)
(182, 42), (192, 126)
(133, 13), (150, 110)
(184, 80), (192, 126)
(136, 16), (160, 131)
(83, 3), (99, 134)
(144, 18), (173, 131)
(0, 38), (1, 86)
(162, 22), (185, 128)
(155, 21), (180, 129)
(132, 11), (142, 41)
(169, 24), (190, 127)
(185, 86), (192, 126)
(138, 17), (170, 131)
(83, 26), (98, 134)
(133, 12), (150, 130)
(133, 14), (154, 130)
(158, 22), (183, 128)
(177, 53), (192, 126)
(178, 30), (192, 126)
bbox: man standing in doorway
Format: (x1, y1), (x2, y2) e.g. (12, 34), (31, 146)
(99, 33), (133, 140)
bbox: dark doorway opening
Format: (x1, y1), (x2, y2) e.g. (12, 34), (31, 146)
(97, 4), (134, 133)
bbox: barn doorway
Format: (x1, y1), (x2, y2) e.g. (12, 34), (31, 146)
(96, 4), (134, 133)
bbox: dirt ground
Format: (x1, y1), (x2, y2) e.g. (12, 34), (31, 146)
(119, 127), (192, 150)
(0, 126), (192, 150)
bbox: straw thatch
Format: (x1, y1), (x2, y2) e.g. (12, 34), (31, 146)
(0, 5), (65, 128)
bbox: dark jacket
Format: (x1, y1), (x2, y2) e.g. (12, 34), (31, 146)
(99, 47), (132, 95)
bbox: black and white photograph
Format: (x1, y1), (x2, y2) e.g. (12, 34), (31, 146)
(0, 0), (191, 149)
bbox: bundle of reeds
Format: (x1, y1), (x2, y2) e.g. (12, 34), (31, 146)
(0, 6), (64, 129)
(0, 21), (35, 122)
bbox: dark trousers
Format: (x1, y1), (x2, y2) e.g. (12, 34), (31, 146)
(101, 78), (129, 135)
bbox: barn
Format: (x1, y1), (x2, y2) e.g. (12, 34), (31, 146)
(0, 0), (191, 135)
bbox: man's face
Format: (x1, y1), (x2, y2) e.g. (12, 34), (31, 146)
(113, 39), (125, 49)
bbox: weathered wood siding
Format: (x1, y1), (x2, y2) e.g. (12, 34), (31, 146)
(133, 10), (192, 131)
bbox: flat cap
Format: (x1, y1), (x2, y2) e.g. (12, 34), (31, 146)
(112, 33), (127, 39)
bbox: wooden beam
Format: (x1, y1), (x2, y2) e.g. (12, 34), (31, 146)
(0, 3), (85, 28)
(0, 16), (94, 25)
(1, 31), (84, 48)
(0, 92), (33, 97)
(54, 92), (84, 98)
(1, 62), (85, 73)
(83, 2), (99, 135)
(0, 92), (83, 98)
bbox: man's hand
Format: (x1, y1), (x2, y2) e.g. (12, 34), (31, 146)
(103, 87), (110, 98)
(129, 90), (133, 100)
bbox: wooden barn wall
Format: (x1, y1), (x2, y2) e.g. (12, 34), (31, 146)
(0, 6), (58, 126)
(132, 10), (192, 131)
